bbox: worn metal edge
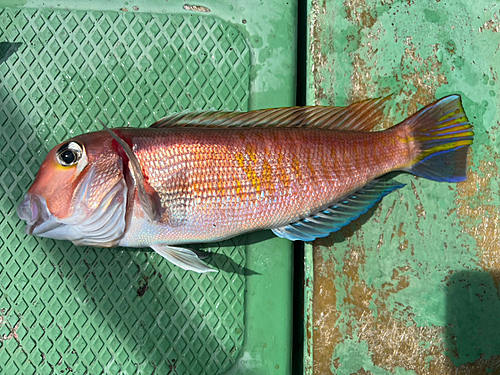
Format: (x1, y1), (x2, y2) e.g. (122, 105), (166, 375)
(303, 243), (314, 375)
(224, 234), (294, 375)
(304, 1), (315, 373)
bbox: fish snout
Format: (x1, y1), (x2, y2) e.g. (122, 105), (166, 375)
(17, 194), (40, 225)
(16, 194), (51, 235)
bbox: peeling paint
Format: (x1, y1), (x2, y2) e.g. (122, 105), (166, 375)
(309, 0), (329, 105)
(456, 152), (500, 282)
(480, 12), (500, 33)
(182, 4), (211, 13)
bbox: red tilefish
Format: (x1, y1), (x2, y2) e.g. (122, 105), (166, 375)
(17, 95), (473, 272)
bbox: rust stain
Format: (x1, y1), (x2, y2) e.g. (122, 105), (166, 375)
(183, 4), (211, 13)
(309, 0), (329, 105)
(447, 356), (500, 374)
(398, 41), (448, 114)
(350, 51), (377, 105)
(313, 235), (472, 375)
(456, 149), (500, 284)
(0, 310), (22, 349)
(313, 232), (458, 374)
(479, 12), (500, 33)
(312, 247), (342, 375)
(344, 0), (377, 29)
(410, 181), (426, 220)
(359, 317), (449, 373)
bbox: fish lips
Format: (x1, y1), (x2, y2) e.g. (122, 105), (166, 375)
(17, 194), (64, 237)
(17, 178), (129, 247)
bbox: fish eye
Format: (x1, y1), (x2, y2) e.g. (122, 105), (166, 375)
(56, 141), (84, 167)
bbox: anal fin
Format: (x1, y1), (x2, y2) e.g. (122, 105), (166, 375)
(272, 180), (405, 241)
(151, 244), (216, 273)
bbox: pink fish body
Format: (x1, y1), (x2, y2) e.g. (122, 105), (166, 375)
(18, 96), (473, 272)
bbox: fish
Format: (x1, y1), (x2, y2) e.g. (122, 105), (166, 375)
(17, 95), (473, 273)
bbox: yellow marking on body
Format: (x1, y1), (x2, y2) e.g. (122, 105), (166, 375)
(307, 155), (315, 178)
(236, 152), (245, 168)
(235, 178), (243, 198)
(246, 143), (258, 163)
(320, 157), (329, 180)
(236, 150), (261, 192)
(276, 152), (290, 187)
(193, 182), (200, 194)
(262, 159), (274, 193)
(292, 155), (302, 183)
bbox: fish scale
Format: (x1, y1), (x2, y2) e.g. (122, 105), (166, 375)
(122, 126), (409, 245)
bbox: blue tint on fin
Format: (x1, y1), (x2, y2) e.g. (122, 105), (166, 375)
(271, 180), (405, 242)
(411, 146), (469, 183)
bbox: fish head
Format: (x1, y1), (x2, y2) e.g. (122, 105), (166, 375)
(17, 131), (129, 247)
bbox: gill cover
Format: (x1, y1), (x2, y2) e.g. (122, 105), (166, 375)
(99, 119), (159, 222)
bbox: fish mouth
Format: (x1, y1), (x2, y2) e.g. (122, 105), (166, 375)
(17, 179), (128, 246)
(17, 194), (63, 236)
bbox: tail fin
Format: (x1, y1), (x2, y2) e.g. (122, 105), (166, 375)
(403, 95), (474, 182)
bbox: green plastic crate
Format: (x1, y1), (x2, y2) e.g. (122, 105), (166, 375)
(0, 1), (297, 373)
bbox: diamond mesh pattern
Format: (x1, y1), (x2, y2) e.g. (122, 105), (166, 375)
(0, 8), (249, 374)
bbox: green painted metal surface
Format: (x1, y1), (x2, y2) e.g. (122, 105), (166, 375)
(306, 0), (500, 374)
(0, 1), (296, 373)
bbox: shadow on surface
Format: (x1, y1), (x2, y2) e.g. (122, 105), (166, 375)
(202, 251), (261, 275)
(0, 42), (21, 66)
(188, 231), (273, 275)
(445, 270), (500, 373)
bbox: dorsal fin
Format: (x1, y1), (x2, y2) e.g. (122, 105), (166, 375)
(151, 96), (392, 132)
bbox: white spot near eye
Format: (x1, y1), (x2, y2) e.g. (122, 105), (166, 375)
(77, 145), (88, 173)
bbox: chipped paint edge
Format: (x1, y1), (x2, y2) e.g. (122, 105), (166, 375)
(304, 243), (314, 375)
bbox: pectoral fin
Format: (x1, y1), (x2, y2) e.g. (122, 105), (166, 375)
(272, 180), (405, 241)
(151, 244), (217, 273)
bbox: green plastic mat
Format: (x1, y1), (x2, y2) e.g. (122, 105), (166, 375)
(0, 1), (297, 373)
